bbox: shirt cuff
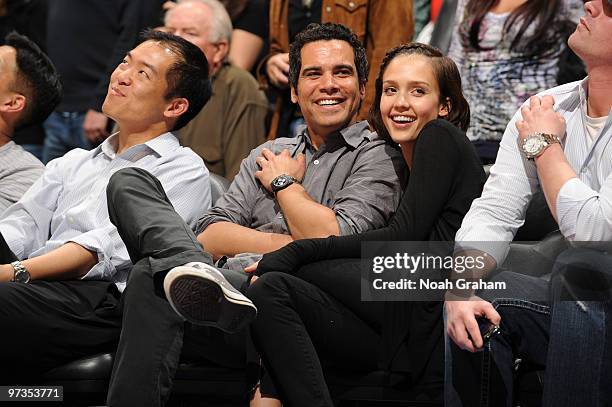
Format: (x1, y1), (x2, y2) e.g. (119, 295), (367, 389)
(556, 177), (597, 240)
(68, 229), (116, 281)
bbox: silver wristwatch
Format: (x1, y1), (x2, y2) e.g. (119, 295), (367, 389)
(11, 260), (30, 283)
(521, 132), (561, 160)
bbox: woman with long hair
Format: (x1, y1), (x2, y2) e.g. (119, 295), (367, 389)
(247, 43), (486, 406)
(447, 0), (583, 163)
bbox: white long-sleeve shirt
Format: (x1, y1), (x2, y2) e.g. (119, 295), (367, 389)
(0, 132), (211, 291)
(456, 78), (612, 265)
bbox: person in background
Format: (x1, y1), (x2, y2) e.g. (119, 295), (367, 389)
(163, 0), (268, 179)
(0, 32), (60, 213)
(164, 0), (268, 73)
(447, 0), (584, 163)
(0, 0), (48, 160)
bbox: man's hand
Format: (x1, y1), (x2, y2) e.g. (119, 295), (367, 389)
(255, 148), (306, 192)
(266, 53), (290, 88)
(516, 95), (566, 142)
(162, 1), (176, 11)
(445, 293), (501, 352)
(83, 109), (110, 144)
(245, 262), (259, 285)
(244, 261), (259, 274)
(0, 264), (13, 282)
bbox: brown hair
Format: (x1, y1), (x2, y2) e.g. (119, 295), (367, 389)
(368, 42), (470, 141)
(461, 0), (573, 57)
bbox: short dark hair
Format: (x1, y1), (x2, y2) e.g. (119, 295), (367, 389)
(139, 29), (212, 131)
(288, 23), (368, 91)
(5, 32), (62, 129)
(368, 42), (471, 141)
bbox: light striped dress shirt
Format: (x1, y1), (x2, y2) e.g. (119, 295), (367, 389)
(0, 132), (211, 291)
(456, 78), (612, 265)
(0, 141), (44, 213)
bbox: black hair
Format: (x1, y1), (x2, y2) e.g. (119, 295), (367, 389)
(140, 29), (212, 131)
(5, 32), (62, 129)
(288, 22), (368, 92)
(460, 0), (574, 57)
(368, 42), (470, 141)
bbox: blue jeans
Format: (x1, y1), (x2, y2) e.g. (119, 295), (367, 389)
(446, 248), (612, 407)
(42, 111), (92, 164)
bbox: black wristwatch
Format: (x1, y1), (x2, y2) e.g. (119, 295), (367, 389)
(11, 260), (30, 283)
(270, 174), (299, 193)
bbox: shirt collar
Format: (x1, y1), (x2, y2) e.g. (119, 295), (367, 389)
(298, 120), (374, 150)
(94, 131), (180, 161)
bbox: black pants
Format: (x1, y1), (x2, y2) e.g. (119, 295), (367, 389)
(0, 235), (122, 384)
(247, 260), (384, 407)
(105, 168), (250, 407)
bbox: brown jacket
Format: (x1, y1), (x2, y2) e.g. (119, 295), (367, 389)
(259, 0), (414, 139)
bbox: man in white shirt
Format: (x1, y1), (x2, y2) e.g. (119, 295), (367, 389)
(0, 32), (60, 212)
(446, 1), (612, 405)
(0, 30), (212, 383)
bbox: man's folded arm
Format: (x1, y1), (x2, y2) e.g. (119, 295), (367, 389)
(275, 183), (340, 240)
(197, 222), (293, 260)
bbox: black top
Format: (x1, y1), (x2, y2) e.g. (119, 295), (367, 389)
(47, 0), (164, 112)
(234, 0), (269, 41)
(288, 0), (322, 42)
(256, 119), (485, 381)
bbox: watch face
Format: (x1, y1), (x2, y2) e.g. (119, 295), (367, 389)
(14, 269), (30, 283)
(273, 177), (289, 188)
(523, 134), (545, 157)
(524, 137), (542, 155)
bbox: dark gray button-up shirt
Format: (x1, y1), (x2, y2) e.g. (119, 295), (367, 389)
(197, 121), (406, 239)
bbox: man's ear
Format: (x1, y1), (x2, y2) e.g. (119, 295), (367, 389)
(0, 93), (26, 114)
(164, 97), (189, 119)
(212, 40), (229, 67)
(359, 82), (366, 101)
(290, 86), (298, 104)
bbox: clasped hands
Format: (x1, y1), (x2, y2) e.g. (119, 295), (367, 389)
(254, 148), (306, 193)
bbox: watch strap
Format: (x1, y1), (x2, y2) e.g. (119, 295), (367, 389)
(271, 174), (299, 193)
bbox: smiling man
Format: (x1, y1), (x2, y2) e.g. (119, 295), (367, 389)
(0, 30), (211, 386)
(103, 22), (405, 406)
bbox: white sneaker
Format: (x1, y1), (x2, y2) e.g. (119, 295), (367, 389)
(163, 262), (257, 333)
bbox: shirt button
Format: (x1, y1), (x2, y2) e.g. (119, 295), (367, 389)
(348, 1), (355, 8)
(325, 5), (331, 12)
(313, 159), (320, 165)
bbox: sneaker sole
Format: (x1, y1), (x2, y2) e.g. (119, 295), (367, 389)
(165, 267), (257, 334)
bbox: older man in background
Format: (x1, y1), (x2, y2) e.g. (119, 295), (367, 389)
(164, 0), (268, 179)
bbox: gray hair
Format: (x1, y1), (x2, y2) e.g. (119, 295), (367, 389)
(169, 0), (233, 44)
